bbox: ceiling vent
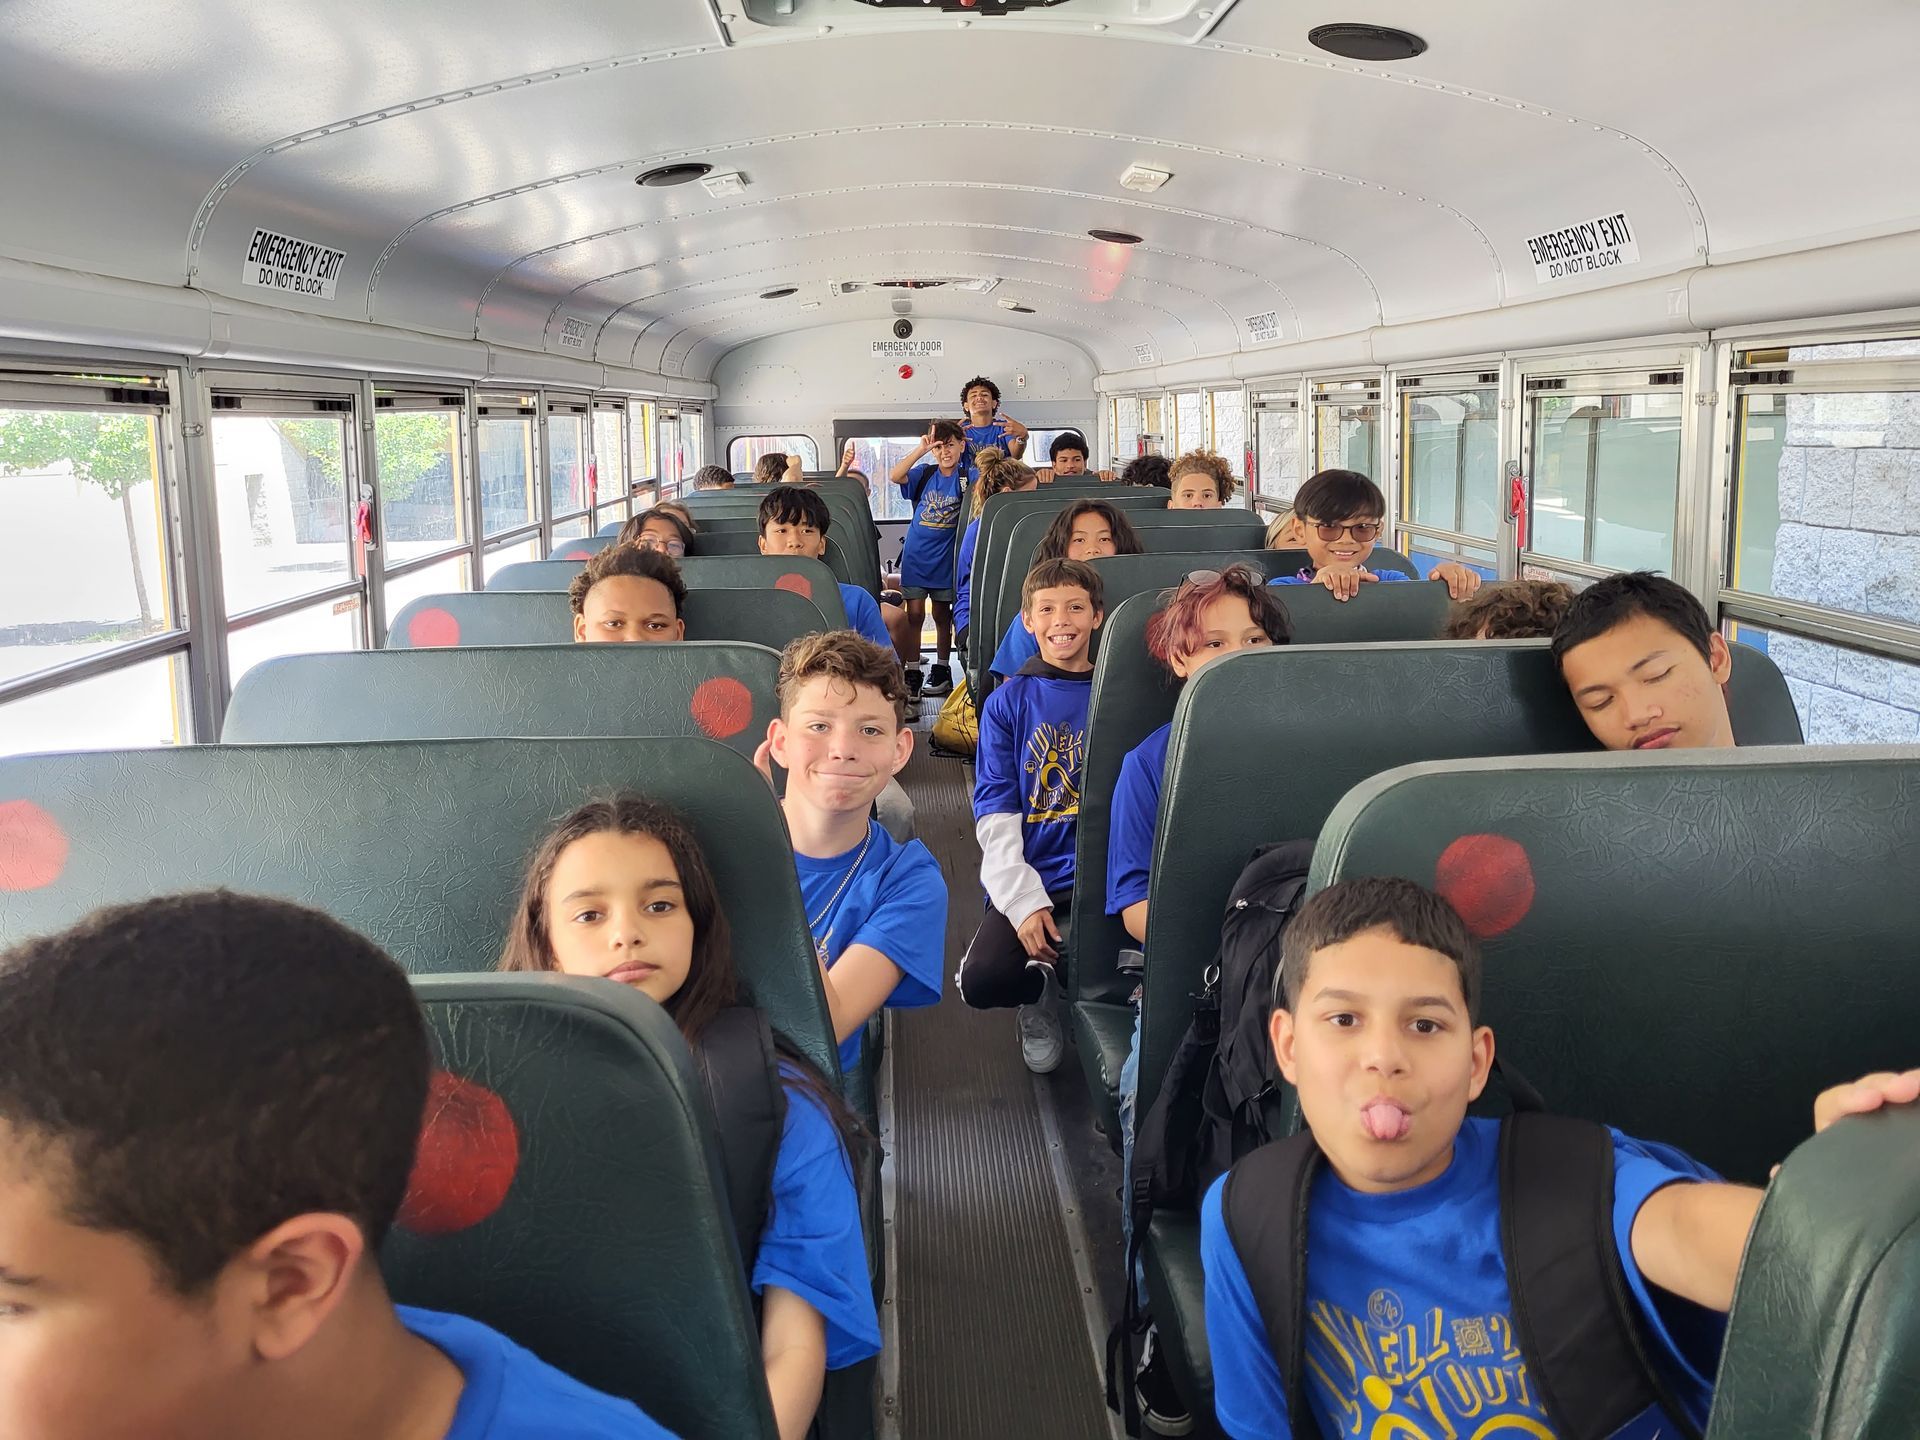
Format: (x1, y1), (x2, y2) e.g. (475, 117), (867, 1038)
(833, 276), (1002, 295)
(636, 163), (712, 188)
(1307, 23), (1427, 61)
(1119, 164), (1173, 194)
(1089, 229), (1144, 246)
(734, 0), (1228, 28)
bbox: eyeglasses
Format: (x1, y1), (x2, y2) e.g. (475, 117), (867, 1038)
(636, 536), (687, 558)
(1307, 521), (1383, 543)
(1181, 568), (1222, 587)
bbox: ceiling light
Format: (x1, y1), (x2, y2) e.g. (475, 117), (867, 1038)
(636, 163), (712, 188)
(1090, 228), (1143, 245)
(760, 287), (798, 299)
(1307, 23), (1427, 61)
(800, 301), (821, 311)
(699, 171), (748, 197)
(1119, 164), (1173, 194)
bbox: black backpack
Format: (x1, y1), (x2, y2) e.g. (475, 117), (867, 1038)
(692, 1005), (787, 1275)
(696, 1008), (877, 1440)
(1106, 839), (1314, 1432)
(1221, 1112), (1705, 1440)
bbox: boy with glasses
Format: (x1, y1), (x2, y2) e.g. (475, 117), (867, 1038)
(1271, 469), (1481, 602)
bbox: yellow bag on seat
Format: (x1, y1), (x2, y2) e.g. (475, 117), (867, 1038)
(931, 676), (978, 756)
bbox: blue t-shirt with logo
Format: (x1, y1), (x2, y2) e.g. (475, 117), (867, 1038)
(837, 582), (892, 649)
(953, 518), (982, 635)
(794, 819), (946, 1069)
(400, 1305), (679, 1438)
(1200, 1117), (1724, 1440)
(898, 461), (971, 591)
(964, 421), (1016, 456)
(974, 661), (1094, 895)
(759, 1073), (882, 1368)
(1106, 720), (1172, 916)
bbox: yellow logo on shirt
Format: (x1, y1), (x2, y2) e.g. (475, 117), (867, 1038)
(917, 489), (961, 531)
(1024, 724), (1084, 823)
(1305, 1298), (1554, 1437)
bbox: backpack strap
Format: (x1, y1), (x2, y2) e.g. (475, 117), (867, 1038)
(1218, 1132), (1328, 1440)
(1498, 1112), (1703, 1440)
(693, 1006), (787, 1277)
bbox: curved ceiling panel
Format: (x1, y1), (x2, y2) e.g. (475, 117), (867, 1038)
(2, 0), (1919, 382)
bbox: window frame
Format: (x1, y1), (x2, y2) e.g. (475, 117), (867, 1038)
(0, 370), (191, 718)
(1715, 339), (1920, 667)
(1515, 363), (1691, 586)
(1390, 366), (1506, 572)
(199, 374), (372, 712)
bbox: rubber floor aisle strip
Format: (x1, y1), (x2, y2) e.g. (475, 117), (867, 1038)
(888, 741), (1117, 1439)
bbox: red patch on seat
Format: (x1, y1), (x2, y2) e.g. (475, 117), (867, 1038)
(690, 677), (754, 739)
(1434, 834), (1535, 938)
(406, 607), (461, 648)
(775, 572), (814, 601)
(397, 1071), (520, 1236)
(0, 801), (68, 892)
(559, 547), (594, 561)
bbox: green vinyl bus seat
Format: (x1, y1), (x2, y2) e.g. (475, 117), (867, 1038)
(224, 641), (781, 762)
(1068, 581), (1462, 1142)
(952, 484), (1165, 596)
(0, 736), (836, 1082)
(390, 975), (779, 1440)
(665, 487), (879, 594)
(488, 553), (844, 618)
(973, 508), (1269, 703)
(1709, 1100), (1920, 1439)
(1135, 648), (1805, 1422)
(388, 585), (833, 651)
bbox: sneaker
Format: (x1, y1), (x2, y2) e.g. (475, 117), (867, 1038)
(905, 667), (924, 700)
(923, 662), (954, 697)
(1016, 963), (1064, 1074)
(1136, 1328), (1194, 1437)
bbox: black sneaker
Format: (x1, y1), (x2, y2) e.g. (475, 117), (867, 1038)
(1136, 1328), (1193, 1437)
(905, 667), (925, 700)
(923, 663), (954, 697)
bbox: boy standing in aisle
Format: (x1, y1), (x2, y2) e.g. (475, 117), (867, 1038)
(888, 421), (975, 701)
(960, 375), (1028, 460)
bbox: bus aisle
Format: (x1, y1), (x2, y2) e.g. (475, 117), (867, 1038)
(884, 730), (1126, 1439)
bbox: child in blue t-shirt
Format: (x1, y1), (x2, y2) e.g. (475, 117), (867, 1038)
(960, 374), (1029, 459)
(953, 446), (1041, 657)
(500, 795), (880, 1439)
(1201, 876), (1920, 1440)
(0, 890), (678, 1440)
(754, 485), (891, 648)
(1105, 565), (1293, 1433)
(958, 557), (1102, 1075)
(888, 420), (976, 699)
(988, 498), (1144, 679)
(1107, 565), (1293, 945)
(759, 630), (947, 1071)
(1271, 468), (1481, 602)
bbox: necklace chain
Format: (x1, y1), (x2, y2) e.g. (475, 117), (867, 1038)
(806, 825), (874, 933)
